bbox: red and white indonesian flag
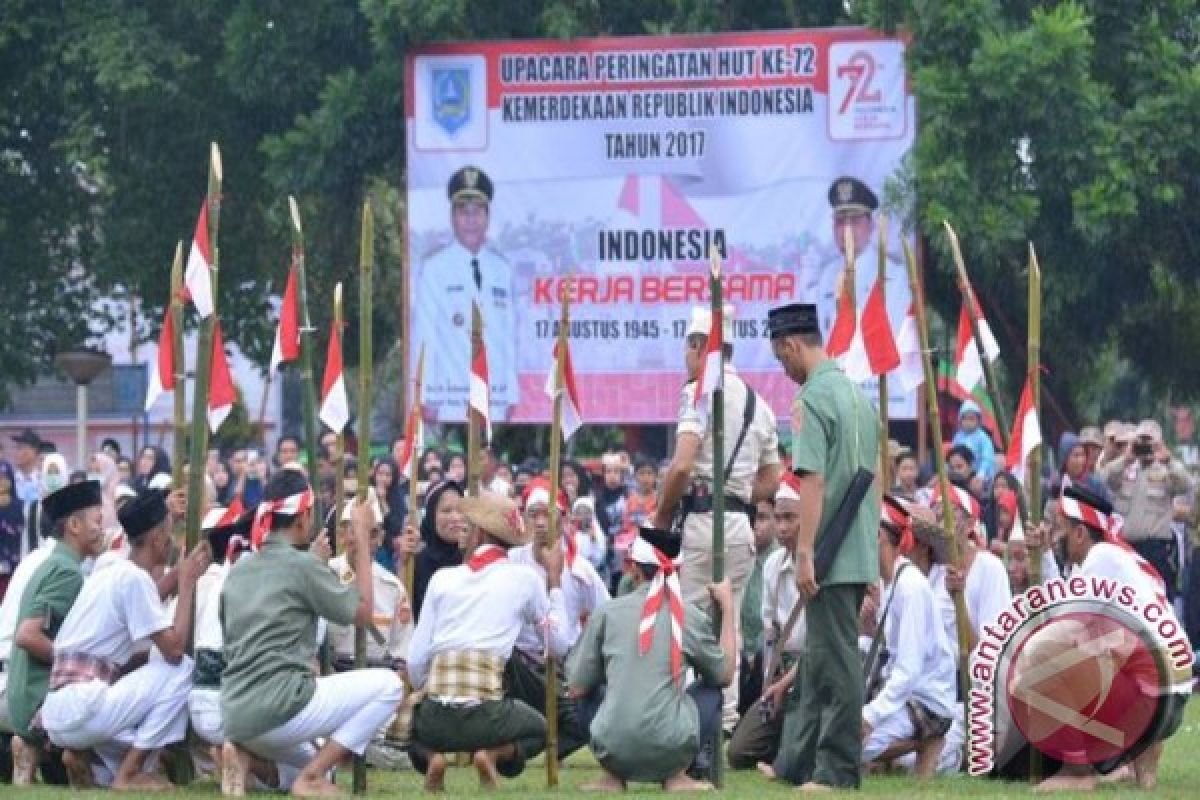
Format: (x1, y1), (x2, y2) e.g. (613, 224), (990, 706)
(826, 278), (900, 383)
(184, 200), (214, 318)
(269, 264), (301, 374)
(469, 332), (492, 442)
(954, 296), (1000, 393)
(145, 307), (175, 411)
(692, 303), (724, 422)
(1007, 377), (1042, 484)
(398, 407), (423, 480)
(894, 302), (924, 392)
(319, 321), (349, 433)
(208, 323), (237, 433)
(544, 338), (584, 441)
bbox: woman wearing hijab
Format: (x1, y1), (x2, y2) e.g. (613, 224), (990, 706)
(89, 451), (122, 533)
(131, 445), (171, 494)
(411, 480), (467, 621)
(23, 453), (69, 555)
(0, 461), (27, 599)
(370, 458), (408, 574)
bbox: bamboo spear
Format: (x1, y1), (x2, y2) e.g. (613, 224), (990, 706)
(707, 245), (726, 789)
(333, 283), (347, 555)
(352, 201), (374, 796)
(943, 221), (1011, 452)
(405, 345), (426, 599)
(1027, 244), (1044, 582)
(901, 240), (972, 684)
(877, 218), (891, 489)
(467, 302), (484, 498)
(289, 197), (323, 533)
(544, 284), (570, 789)
(170, 241), (186, 489)
(185, 143), (222, 554)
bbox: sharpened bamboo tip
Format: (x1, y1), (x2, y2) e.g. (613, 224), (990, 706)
(708, 244), (722, 277)
(210, 142), (223, 182)
(334, 282), (343, 308)
(289, 196), (302, 234)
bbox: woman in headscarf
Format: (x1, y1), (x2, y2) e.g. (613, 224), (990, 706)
(412, 479), (466, 621)
(0, 461), (26, 599)
(89, 451), (121, 533)
(370, 458), (408, 574)
(24, 453), (69, 554)
(132, 445), (170, 493)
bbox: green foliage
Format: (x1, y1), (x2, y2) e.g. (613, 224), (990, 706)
(3, 0), (1199, 428)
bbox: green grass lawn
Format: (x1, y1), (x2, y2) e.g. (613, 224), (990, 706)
(13, 700), (1200, 798)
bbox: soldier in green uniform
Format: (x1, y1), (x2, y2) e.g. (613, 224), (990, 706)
(7, 480), (105, 785)
(767, 302), (880, 790)
(567, 525), (736, 792)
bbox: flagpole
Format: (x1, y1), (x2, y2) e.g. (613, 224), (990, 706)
(331, 282), (347, 684)
(902, 239), (972, 693)
(289, 197), (323, 532)
(877, 218), (891, 489)
(185, 143), (222, 555)
(544, 285), (570, 789)
(942, 221), (1011, 452)
(468, 302), (484, 498)
(170, 241), (186, 489)
(351, 201), (374, 796)
(1027, 244), (1044, 580)
(707, 245), (726, 789)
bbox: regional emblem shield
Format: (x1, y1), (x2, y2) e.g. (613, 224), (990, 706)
(432, 67), (471, 135)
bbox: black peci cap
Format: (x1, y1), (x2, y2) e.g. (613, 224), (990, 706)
(767, 303), (819, 339)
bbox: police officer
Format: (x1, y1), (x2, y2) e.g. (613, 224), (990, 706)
(766, 302), (879, 790)
(1103, 419), (1194, 600)
(653, 303), (781, 730)
(415, 166), (517, 422)
(813, 177), (910, 346)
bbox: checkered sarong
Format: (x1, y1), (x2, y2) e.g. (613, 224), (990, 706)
(392, 650), (507, 742)
(48, 652), (120, 692)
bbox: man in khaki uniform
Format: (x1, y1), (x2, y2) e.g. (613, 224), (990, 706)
(654, 304), (782, 728)
(1104, 419), (1194, 601)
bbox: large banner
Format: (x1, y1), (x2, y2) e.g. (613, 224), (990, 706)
(406, 29), (916, 425)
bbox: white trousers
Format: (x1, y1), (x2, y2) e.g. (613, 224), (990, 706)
(189, 687), (224, 747)
(42, 656), (192, 780)
(242, 670), (403, 774)
(0, 675), (13, 734)
(892, 702), (964, 775)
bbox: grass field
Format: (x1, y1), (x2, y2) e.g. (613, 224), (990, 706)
(11, 701), (1200, 798)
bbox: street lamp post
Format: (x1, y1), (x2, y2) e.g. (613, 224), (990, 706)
(55, 349), (113, 469)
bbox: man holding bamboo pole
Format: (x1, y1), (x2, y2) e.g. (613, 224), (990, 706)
(652, 302), (781, 730)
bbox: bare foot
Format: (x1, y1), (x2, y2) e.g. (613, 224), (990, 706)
(756, 762), (776, 780)
(291, 774), (342, 797)
(1098, 764), (1134, 785)
(473, 750), (500, 788)
(1134, 742), (1162, 790)
(798, 782), (833, 792)
(63, 749), (95, 789)
(221, 742), (249, 797)
(663, 772), (714, 791)
(1034, 772), (1098, 792)
(581, 771), (626, 791)
(12, 736), (37, 786)
(424, 753), (447, 793)
(113, 772), (175, 792)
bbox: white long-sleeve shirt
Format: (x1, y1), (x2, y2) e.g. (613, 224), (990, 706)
(864, 557), (957, 729)
(0, 539), (55, 662)
(931, 550), (1013, 649)
(407, 552), (570, 690)
(761, 547), (805, 659)
(509, 543), (609, 659)
(194, 563), (229, 652)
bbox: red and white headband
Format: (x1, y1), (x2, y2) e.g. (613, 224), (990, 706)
(1059, 494), (1121, 539)
(252, 488), (315, 550)
(933, 484), (981, 521)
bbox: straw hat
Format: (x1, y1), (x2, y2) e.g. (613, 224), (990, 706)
(461, 491), (531, 547)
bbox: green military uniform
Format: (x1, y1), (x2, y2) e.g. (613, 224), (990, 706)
(7, 541), (85, 739)
(219, 536), (359, 742)
(740, 540), (778, 660)
(774, 357), (879, 788)
(568, 585), (725, 783)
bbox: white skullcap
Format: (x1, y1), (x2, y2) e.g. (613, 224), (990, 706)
(341, 486), (384, 527)
(685, 304), (735, 340)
